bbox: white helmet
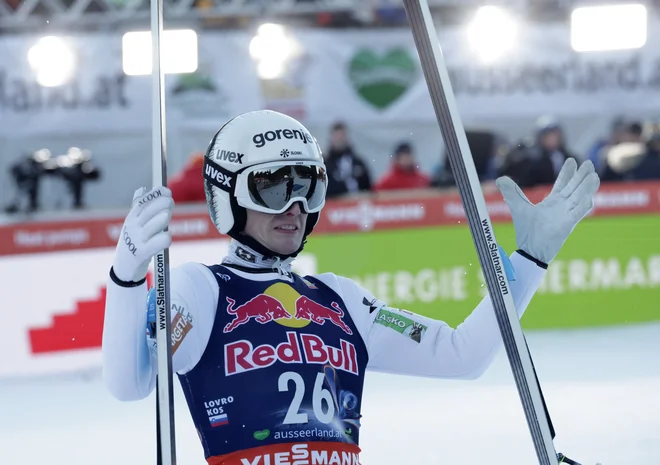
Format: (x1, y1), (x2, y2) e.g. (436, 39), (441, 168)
(203, 110), (327, 257)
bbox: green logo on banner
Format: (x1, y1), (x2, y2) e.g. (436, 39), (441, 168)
(172, 71), (217, 94)
(348, 48), (417, 109)
(253, 429), (270, 440)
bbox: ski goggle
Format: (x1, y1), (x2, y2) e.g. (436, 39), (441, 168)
(233, 160), (328, 215)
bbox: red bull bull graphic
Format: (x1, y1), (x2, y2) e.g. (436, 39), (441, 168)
(294, 297), (353, 335)
(223, 283), (353, 335)
(224, 295), (290, 333)
(224, 331), (359, 376)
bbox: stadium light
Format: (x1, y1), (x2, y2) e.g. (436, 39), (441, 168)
(466, 6), (518, 63)
(571, 4), (647, 52)
(257, 60), (286, 81)
(249, 23), (302, 79)
(28, 36), (77, 87)
(122, 29), (198, 76)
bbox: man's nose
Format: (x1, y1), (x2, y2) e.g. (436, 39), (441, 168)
(285, 202), (303, 216)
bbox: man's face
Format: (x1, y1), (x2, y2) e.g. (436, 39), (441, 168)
(395, 151), (415, 170)
(540, 130), (562, 152)
(330, 128), (348, 151)
(621, 130), (643, 143)
(244, 203), (308, 255)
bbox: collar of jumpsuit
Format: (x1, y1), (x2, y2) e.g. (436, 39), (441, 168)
(222, 239), (295, 276)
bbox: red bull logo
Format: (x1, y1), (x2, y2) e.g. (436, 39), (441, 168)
(294, 296), (352, 334)
(225, 331), (359, 376)
(223, 283), (353, 335)
(224, 295), (290, 333)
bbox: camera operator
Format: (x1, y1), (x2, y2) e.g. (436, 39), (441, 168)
(56, 147), (101, 209)
(4, 147), (101, 214)
(4, 149), (54, 214)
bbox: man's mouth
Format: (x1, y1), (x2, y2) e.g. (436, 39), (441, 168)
(274, 224), (299, 232)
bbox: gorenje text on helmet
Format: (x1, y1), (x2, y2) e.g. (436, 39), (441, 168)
(252, 129), (314, 148)
(213, 149), (245, 165)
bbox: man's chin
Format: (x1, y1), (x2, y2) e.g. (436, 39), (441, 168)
(267, 235), (303, 256)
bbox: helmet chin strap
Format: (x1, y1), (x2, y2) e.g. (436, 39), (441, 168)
(233, 231), (306, 260)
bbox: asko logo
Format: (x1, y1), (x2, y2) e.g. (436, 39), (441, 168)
(253, 129), (314, 148)
(224, 331), (359, 376)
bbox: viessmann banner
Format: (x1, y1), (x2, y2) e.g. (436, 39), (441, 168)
(0, 182), (658, 379)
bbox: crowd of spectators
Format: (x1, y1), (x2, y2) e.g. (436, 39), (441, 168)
(494, 116), (660, 189)
(168, 116), (660, 205)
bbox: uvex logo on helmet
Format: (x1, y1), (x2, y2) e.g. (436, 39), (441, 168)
(253, 129), (314, 148)
(213, 149), (244, 165)
(204, 164), (233, 187)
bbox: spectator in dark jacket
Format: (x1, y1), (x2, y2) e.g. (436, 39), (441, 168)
(632, 133), (660, 180)
(431, 129), (506, 188)
(499, 119), (576, 188)
(601, 129), (660, 182)
(586, 117), (627, 173)
(323, 122), (372, 198)
(169, 152), (205, 203)
(599, 122), (647, 182)
(374, 142), (430, 191)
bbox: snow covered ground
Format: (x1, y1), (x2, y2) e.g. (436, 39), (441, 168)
(1, 323), (658, 465)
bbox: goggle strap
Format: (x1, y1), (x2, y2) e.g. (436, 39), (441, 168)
(203, 158), (236, 193)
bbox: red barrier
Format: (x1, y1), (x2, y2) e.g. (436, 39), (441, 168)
(1, 181), (659, 256)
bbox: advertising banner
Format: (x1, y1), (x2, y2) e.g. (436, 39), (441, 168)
(305, 215), (660, 330)
(2, 181), (658, 256)
(3, 22), (660, 134)
(298, 24), (660, 123)
(0, 33), (261, 136)
(0, 240), (317, 379)
(1, 182), (658, 379)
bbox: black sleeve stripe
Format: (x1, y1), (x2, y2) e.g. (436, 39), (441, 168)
(516, 249), (549, 270)
(109, 267), (147, 288)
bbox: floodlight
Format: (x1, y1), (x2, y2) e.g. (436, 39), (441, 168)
(466, 6), (518, 63)
(249, 23), (301, 79)
(571, 4), (647, 52)
(27, 36), (77, 87)
(122, 29), (198, 76)
(257, 60), (286, 80)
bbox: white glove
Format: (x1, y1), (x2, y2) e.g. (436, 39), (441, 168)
(111, 186), (174, 283)
(496, 158), (600, 265)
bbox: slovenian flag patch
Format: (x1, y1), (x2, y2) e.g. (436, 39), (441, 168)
(209, 414), (229, 427)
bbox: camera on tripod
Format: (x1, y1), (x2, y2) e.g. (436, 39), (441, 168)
(4, 147), (101, 214)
